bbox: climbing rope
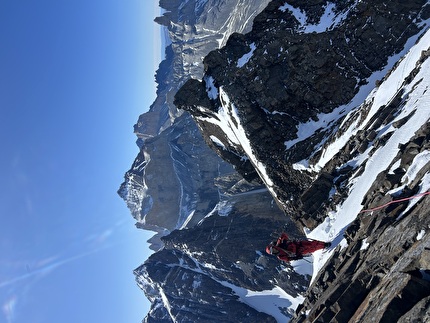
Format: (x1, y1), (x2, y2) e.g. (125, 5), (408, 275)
(358, 190), (430, 214)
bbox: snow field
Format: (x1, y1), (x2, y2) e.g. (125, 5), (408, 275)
(221, 281), (304, 322)
(307, 28), (430, 283)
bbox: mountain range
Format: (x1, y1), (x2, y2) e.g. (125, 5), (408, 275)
(120, 0), (430, 321)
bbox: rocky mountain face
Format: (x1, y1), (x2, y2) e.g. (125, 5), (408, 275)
(118, 0), (271, 249)
(135, 175), (308, 322)
(175, 0), (430, 227)
(120, 0), (430, 322)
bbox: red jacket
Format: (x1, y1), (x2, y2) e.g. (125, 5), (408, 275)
(267, 233), (326, 262)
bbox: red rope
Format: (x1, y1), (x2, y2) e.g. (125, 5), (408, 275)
(359, 190), (430, 214)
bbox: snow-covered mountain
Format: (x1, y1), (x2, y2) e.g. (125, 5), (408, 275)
(120, 0), (430, 321)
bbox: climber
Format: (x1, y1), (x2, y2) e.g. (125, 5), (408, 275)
(266, 232), (331, 262)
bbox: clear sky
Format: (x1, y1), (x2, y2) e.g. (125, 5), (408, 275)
(0, 1), (161, 322)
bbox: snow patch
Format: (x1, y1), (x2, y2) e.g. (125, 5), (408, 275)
(221, 281), (303, 322)
(159, 288), (176, 322)
(205, 76), (219, 100)
(284, 105), (348, 150)
(292, 160), (310, 171)
(217, 200), (233, 216)
(360, 238), (370, 250)
(388, 159), (402, 174)
(279, 3), (307, 25)
(279, 2), (354, 33)
(416, 230), (426, 240)
(210, 135), (226, 149)
(198, 199), (233, 222)
(291, 258), (313, 277)
(402, 151), (430, 184)
(215, 88), (276, 194)
(179, 210), (195, 230)
(237, 43), (256, 68)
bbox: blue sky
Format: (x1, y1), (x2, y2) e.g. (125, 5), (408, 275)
(0, 1), (161, 322)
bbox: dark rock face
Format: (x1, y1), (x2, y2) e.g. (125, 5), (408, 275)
(175, 0), (430, 227)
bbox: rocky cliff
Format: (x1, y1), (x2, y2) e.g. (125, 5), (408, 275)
(121, 0), (430, 322)
(175, 0), (430, 228)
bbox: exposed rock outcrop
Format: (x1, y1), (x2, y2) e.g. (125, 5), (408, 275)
(175, 0), (430, 228)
